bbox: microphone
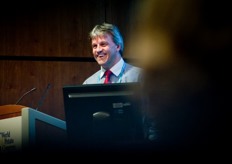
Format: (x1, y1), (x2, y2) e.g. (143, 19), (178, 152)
(15, 87), (37, 105)
(36, 83), (52, 111)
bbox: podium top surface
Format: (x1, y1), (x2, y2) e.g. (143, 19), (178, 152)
(0, 104), (27, 119)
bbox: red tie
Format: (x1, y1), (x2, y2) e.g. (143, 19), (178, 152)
(104, 70), (112, 84)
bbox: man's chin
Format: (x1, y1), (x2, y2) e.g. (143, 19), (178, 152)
(97, 58), (107, 65)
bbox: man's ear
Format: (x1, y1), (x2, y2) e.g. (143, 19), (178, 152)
(116, 44), (121, 51)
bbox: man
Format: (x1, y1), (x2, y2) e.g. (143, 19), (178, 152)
(83, 22), (142, 84)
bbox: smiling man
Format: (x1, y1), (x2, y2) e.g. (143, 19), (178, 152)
(83, 22), (142, 84)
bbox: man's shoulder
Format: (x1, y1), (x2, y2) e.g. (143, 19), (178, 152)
(83, 70), (101, 84)
(123, 63), (143, 82)
(125, 63), (142, 72)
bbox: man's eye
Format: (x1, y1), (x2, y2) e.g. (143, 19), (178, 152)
(101, 43), (107, 47)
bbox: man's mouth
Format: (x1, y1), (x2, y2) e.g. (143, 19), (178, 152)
(97, 54), (105, 58)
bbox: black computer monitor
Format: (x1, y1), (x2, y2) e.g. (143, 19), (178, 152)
(62, 82), (144, 149)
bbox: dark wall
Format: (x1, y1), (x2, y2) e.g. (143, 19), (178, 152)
(0, 0), (138, 120)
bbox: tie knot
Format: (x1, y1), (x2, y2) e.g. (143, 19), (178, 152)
(105, 70), (112, 77)
(104, 70), (112, 84)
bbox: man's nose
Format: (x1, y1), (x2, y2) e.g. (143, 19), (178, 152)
(96, 45), (102, 53)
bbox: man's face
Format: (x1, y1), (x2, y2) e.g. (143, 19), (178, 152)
(91, 33), (120, 70)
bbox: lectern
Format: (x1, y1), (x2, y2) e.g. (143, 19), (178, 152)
(0, 105), (66, 153)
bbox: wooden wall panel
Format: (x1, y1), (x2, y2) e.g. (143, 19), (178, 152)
(0, 60), (99, 120)
(0, 1), (105, 57)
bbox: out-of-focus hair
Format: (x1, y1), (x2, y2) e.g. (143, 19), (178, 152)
(128, 0), (231, 71)
(126, 0), (231, 151)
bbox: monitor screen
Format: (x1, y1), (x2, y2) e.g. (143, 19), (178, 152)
(63, 82), (144, 150)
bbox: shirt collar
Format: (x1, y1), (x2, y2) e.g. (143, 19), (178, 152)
(100, 58), (124, 78)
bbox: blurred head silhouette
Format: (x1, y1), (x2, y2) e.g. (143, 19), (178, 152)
(126, 0), (231, 152)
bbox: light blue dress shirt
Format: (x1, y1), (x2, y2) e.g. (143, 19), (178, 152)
(83, 58), (142, 84)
